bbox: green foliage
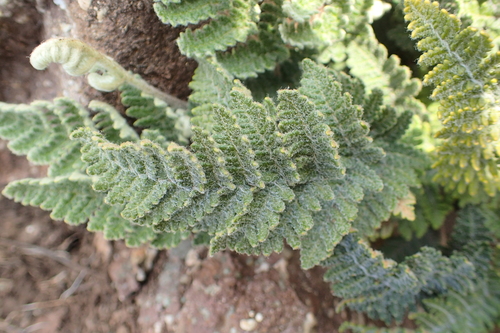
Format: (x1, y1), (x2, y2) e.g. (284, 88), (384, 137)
(154, 0), (260, 58)
(120, 84), (191, 144)
(405, 0), (500, 197)
(322, 233), (475, 324)
(4, 175), (104, 225)
(0, 98), (90, 177)
(346, 31), (425, 115)
(2, 1), (500, 331)
(409, 205), (500, 333)
(70, 73), (375, 268)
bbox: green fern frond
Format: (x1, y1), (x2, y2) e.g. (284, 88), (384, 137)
(150, 230), (191, 249)
(299, 59), (382, 158)
(277, 89), (344, 181)
(3, 173), (180, 247)
(346, 31), (425, 115)
(412, 224), (500, 333)
(279, 4), (348, 62)
(0, 98), (91, 177)
(229, 89), (300, 184)
(404, 0), (500, 197)
(120, 84), (190, 144)
(30, 38), (186, 108)
(216, 31), (289, 79)
(188, 58), (247, 129)
(71, 128), (206, 222)
(456, 0), (500, 53)
(412, 281), (500, 333)
(322, 233), (476, 324)
(90, 100), (140, 143)
(215, 0), (289, 79)
(281, 0), (324, 23)
(169, 0), (259, 58)
(153, 0), (231, 27)
(451, 205), (497, 248)
(3, 175), (103, 225)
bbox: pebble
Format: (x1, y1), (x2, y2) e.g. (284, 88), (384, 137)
(239, 318), (258, 331)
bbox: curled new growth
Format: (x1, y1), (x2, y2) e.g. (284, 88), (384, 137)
(30, 38), (188, 109)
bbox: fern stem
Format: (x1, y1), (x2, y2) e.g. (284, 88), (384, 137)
(124, 73), (188, 109)
(30, 38), (188, 109)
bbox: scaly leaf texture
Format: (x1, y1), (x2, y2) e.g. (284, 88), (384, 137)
(216, 30), (289, 79)
(153, 0), (231, 26)
(281, 0), (324, 23)
(0, 98), (91, 177)
(170, 0), (260, 58)
(71, 128), (206, 222)
(3, 175), (105, 225)
(404, 0), (500, 197)
(279, 4), (348, 62)
(456, 0), (500, 53)
(322, 233), (475, 324)
(296, 59), (386, 266)
(215, 0), (290, 79)
(304, 63), (426, 238)
(188, 58), (249, 130)
(2, 174), (187, 248)
(120, 84), (191, 144)
(278, 0), (374, 63)
(90, 100), (140, 143)
(73, 75), (356, 267)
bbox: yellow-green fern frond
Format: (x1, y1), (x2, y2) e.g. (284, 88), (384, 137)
(405, 0), (500, 197)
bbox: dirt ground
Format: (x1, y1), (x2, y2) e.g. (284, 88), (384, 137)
(0, 1), (358, 332)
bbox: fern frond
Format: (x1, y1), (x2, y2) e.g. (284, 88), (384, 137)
(188, 58), (246, 130)
(120, 84), (190, 144)
(30, 38), (186, 108)
(229, 89), (300, 185)
(299, 59), (382, 159)
(322, 233), (475, 324)
(171, 0), (259, 58)
(153, 0), (231, 26)
(4, 174), (188, 248)
(277, 89), (344, 181)
(281, 0), (323, 23)
(71, 128), (206, 222)
(412, 281), (500, 333)
(455, 0), (500, 53)
(90, 100), (140, 143)
(340, 323), (420, 333)
(414, 236), (500, 333)
(216, 31), (289, 79)
(0, 98), (90, 177)
(404, 0), (500, 196)
(3, 175), (103, 225)
(346, 31), (425, 115)
(279, 4), (348, 62)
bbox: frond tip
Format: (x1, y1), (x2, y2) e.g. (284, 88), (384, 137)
(30, 38), (187, 109)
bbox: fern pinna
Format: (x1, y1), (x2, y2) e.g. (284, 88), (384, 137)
(323, 205), (500, 330)
(404, 0), (500, 197)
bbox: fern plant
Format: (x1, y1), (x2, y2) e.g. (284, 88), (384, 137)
(1, 0), (500, 331)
